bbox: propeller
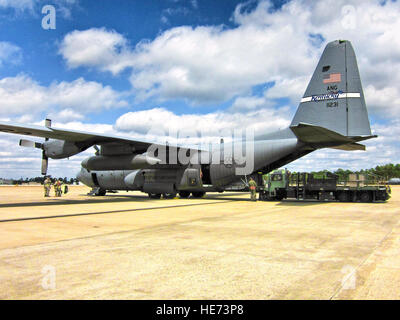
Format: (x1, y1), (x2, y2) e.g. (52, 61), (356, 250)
(93, 145), (100, 156)
(19, 118), (51, 176)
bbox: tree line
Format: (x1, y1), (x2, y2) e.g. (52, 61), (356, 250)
(0, 177), (79, 185)
(317, 163), (400, 181)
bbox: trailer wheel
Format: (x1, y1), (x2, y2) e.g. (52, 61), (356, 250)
(337, 192), (349, 202)
(360, 192), (372, 203)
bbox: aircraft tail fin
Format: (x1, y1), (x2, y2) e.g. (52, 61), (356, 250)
(290, 40), (372, 138)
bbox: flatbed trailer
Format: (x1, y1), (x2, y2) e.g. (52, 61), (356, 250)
(259, 170), (391, 202)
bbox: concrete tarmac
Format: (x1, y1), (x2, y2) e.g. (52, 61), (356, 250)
(0, 185), (399, 299)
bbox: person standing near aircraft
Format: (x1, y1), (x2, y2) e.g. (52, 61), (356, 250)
(43, 176), (51, 197)
(54, 179), (62, 197)
(248, 177), (257, 201)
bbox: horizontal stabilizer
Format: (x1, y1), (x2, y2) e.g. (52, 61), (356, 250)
(330, 142), (366, 151)
(290, 122), (376, 149)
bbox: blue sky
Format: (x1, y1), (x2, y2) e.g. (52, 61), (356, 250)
(0, 0), (399, 178)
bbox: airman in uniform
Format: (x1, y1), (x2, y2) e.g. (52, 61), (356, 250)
(54, 179), (62, 197)
(44, 177), (51, 197)
(248, 177), (257, 201)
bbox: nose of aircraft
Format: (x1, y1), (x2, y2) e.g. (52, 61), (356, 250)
(76, 167), (94, 187)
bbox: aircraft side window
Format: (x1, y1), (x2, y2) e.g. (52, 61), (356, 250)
(322, 65), (330, 72)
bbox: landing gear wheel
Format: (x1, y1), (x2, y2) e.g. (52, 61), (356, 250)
(179, 191), (190, 199)
(192, 191), (205, 198)
(95, 189), (106, 196)
(163, 193), (177, 199)
(148, 193), (161, 199)
(360, 192), (372, 203)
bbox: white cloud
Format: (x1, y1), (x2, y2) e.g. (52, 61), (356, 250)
(0, 74), (128, 118)
(59, 28), (133, 74)
(114, 107), (291, 146)
(58, 0), (400, 117)
(0, 42), (22, 67)
(58, 18), (319, 104)
(0, 0), (34, 11)
(364, 85), (400, 117)
(265, 76), (310, 105)
(47, 108), (84, 122)
(229, 95), (276, 112)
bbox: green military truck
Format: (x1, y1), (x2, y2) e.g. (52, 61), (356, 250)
(259, 170), (391, 202)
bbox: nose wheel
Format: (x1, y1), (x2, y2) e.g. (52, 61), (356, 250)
(88, 188), (106, 196)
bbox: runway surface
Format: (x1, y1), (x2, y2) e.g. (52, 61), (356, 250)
(0, 185), (399, 299)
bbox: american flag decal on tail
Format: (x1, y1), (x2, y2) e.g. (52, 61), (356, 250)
(323, 73), (341, 84)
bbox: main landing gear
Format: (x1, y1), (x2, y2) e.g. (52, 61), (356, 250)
(148, 192), (177, 199)
(148, 191), (206, 199)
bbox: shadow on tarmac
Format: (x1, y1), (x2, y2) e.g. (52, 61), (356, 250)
(0, 192), (255, 208)
(3, 191), (359, 209)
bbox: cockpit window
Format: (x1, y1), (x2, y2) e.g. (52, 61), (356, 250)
(272, 174), (282, 181)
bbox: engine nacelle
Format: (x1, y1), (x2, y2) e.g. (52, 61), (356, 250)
(81, 154), (161, 171)
(44, 140), (81, 159)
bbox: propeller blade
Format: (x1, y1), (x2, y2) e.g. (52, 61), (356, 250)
(45, 119), (51, 142)
(19, 139), (43, 149)
(41, 151), (48, 175)
(19, 139), (35, 148)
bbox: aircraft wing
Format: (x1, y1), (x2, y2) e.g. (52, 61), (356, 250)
(0, 120), (162, 153)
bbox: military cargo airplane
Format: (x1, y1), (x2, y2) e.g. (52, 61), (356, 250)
(0, 40), (376, 199)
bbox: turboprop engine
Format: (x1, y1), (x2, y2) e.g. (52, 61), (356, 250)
(18, 118), (81, 175)
(42, 140), (81, 159)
